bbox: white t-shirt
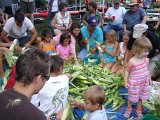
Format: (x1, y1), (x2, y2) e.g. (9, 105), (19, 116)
(87, 106), (108, 120)
(31, 75), (69, 117)
(51, 0), (58, 12)
(105, 6), (126, 25)
(3, 17), (33, 39)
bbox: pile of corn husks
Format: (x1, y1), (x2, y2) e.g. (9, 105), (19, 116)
(64, 64), (125, 111)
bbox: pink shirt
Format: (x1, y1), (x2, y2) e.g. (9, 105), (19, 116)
(56, 44), (71, 60)
(53, 34), (75, 53)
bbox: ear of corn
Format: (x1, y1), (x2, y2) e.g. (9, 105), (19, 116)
(61, 103), (74, 120)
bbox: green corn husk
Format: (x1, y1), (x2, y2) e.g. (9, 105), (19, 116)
(64, 64), (125, 111)
(4, 53), (18, 68)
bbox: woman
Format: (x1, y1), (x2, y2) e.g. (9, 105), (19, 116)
(82, 2), (102, 27)
(51, 2), (72, 35)
(53, 22), (82, 64)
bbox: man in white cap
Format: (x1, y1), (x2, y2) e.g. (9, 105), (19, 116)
(123, 0), (148, 32)
(124, 24), (160, 66)
(103, 0), (126, 33)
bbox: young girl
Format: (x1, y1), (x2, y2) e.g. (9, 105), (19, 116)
(99, 29), (118, 69)
(124, 37), (152, 119)
(56, 32), (77, 63)
(111, 31), (131, 75)
(38, 28), (55, 55)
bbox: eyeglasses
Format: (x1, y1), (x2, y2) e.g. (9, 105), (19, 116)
(39, 73), (50, 81)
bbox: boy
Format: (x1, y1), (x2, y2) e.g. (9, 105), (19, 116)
(83, 46), (100, 65)
(71, 85), (108, 120)
(31, 55), (69, 119)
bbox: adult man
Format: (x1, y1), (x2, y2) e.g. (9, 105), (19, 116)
(20, 0), (34, 23)
(103, 0), (126, 33)
(1, 11), (37, 48)
(123, 0), (148, 32)
(0, 47), (50, 120)
(78, 16), (103, 59)
(124, 24), (160, 66)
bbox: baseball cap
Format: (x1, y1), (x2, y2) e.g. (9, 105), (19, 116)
(133, 24), (148, 38)
(114, 0), (120, 3)
(87, 16), (98, 26)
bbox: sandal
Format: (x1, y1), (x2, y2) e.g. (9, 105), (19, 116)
(136, 106), (143, 119)
(124, 107), (132, 118)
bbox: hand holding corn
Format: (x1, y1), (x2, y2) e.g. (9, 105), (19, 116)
(84, 38), (89, 44)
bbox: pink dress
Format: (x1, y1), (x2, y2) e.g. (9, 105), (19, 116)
(56, 44), (71, 60)
(128, 58), (150, 103)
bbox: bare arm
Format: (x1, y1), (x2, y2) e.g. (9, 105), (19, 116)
(124, 49), (130, 68)
(68, 14), (72, 29)
(124, 60), (133, 88)
(0, 42), (12, 47)
(51, 40), (56, 52)
(25, 27), (37, 47)
(1, 30), (11, 43)
(117, 44), (121, 59)
(51, 15), (62, 30)
(124, 67), (129, 88)
(141, 16), (148, 24)
(154, 18), (160, 30)
(104, 17), (114, 22)
(123, 24), (127, 32)
(82, 19), (88, 26)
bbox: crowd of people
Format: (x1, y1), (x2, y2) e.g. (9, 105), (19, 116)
(0, 0), (160, 120)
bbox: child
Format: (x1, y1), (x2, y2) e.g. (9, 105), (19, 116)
(83, 46), (100, 65)
(111, 31), (130, 75)
(56, 32), (77, 63)
(38, 28), (55, 55)
(99, 29), (118, 69)
(71, 85), (108, 120)
(124, 37), (152, 119)
(31, 55), (69, 119)
(0, 8), (8, 26)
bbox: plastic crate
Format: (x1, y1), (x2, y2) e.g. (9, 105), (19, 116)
(142, 114), (160, 120)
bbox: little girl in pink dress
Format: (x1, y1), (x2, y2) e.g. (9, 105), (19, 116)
(124, 37), (152, 119)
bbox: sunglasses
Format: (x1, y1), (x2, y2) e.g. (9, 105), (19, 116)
(39, 73), (50, 81)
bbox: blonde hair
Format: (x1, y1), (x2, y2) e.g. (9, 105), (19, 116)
(83, 85), (105, 105)
(132, 37), (152, 56)
(105, 29), (118, 43)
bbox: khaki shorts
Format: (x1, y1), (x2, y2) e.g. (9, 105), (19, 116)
(20, 1), (34, 13)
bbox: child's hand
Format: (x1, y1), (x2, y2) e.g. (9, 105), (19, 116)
(70, 99), (80, 108)
(55, 109), (64, 120)
(14, 45), (22, 52)
(84, 38), (89, 44)
(101, 45), (105, 50)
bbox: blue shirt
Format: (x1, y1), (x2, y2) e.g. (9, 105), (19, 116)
(83, 53), (100, 65)
(103, 44), (116, 63)
(123, 8), (146, 30)
(81, 26), (103, 49)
